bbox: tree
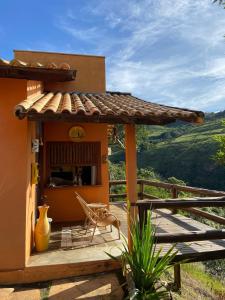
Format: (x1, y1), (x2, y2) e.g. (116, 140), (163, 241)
(214, 120), (225, 164)
(213, 0), (225, 6)
(109, 124), (151, 151)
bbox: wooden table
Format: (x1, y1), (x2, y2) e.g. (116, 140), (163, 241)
(87, 203), (107, 210)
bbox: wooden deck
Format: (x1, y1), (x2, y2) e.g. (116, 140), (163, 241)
(1, 203), (225, 284)
(111, 203), (225, 262)
(152, 209), (225, 262)
(28, 203), (225, 267)
(0, 208), (123, 284)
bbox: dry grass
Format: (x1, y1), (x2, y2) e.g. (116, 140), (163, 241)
(164, 263), (225, 300)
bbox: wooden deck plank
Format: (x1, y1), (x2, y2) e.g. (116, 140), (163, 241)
(110, 203), (225, 262)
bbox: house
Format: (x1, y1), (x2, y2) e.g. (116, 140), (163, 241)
(0, 50), (204, 283)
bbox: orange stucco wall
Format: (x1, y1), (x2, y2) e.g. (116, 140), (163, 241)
(0, 78), (37, 270)
(14, 50), (106, 93)
(25, 121), (36, 264)
(27, 80), (43, 98)
(43, 122), (109, 222)
(0, 50), (108, 272)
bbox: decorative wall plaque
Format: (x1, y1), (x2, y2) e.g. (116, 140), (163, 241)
(68, 126), (85, 141)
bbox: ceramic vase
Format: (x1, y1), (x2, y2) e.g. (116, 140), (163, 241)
(34, 205), (50, 252)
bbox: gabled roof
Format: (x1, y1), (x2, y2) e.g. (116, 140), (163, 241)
(14, 91), (204, 125)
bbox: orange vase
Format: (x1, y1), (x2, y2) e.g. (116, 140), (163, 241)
(34, 205), (50, 252)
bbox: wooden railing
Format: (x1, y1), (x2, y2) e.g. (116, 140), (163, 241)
(109, 179), (225, 236)
(109, 179), (225, 200)
(110, 179), (225, 289)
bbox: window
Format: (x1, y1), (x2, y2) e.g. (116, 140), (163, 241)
(46, 142), (101, 187)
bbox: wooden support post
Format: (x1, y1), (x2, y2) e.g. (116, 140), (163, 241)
(174, 264), (181, 290)
(139, 180), (144, 200)
(171, 186), (178, 214)
(125, 124), (138, 249)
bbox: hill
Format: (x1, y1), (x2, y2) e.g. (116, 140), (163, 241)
(110, 111), (225, 191)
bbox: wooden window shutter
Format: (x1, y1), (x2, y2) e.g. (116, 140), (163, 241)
(46, 142), (101, 183)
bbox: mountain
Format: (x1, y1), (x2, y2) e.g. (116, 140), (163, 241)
(110, 111), (225, 191)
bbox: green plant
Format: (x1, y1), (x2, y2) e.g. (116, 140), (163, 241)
(213, 120), (225, 165)
(108, 211), (178, 299)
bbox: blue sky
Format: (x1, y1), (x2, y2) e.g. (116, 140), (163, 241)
(1, 0), (225, 112)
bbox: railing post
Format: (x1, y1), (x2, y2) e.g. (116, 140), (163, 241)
(139, 180), (144, 200)
(171, 186), (178, 214)
(174, 264), (181, 290)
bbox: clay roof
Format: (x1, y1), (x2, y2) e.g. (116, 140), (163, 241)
(0, 58), (71, 70)
(14, 91), (204, 125)
(0, 58), (76, 81)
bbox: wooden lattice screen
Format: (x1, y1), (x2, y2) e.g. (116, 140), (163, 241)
(46, 141), (101, 183)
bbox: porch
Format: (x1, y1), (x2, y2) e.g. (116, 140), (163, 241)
(30, 200), (225, 269)
(2, 182), (225, 286)
(29, 205), (125, 269)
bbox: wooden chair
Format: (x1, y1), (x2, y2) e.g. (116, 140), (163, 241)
(75, 192), (120, 242)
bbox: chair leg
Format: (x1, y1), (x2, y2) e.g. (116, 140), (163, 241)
(110, 225), (112, 232)
(84, 217), (88, 228)
(91, 224), (97, 242)
(85, 220), (90, 235)
(117, 221), (120, 240)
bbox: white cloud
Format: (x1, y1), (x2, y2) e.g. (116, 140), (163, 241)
(56, 0), (225, 112)
(59, 24), (99, 43)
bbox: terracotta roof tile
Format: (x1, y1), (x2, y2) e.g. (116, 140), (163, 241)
(0, 57), (71, 70)
(14, 92), (204, 125)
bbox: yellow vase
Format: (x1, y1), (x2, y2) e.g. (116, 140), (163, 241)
(35, 205), (50, 252)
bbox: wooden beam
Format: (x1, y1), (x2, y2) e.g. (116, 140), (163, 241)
(0, 65), (76, 82)
(183, 207), (225, 225)
(132, 198), (225, 209)
(139, 180), (225, 197)
(109, 193), (127, 199)
(155, 229), (225, 243)
(109, 180), (126, 186)
(172, 249), (225, 264)
(109, 179), (225, 198)
(142, 193), (159, 199)
(125, 124), (138, 248)
(109, 192), (145, 199)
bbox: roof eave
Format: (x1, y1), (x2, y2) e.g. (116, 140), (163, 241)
(16, 111), (203, 125)
(0, 65), (76, 82)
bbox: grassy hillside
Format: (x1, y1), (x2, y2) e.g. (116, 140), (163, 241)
(109, 112), (225, 299)
(110, 112), (225, 191)
(164, 263), (225, 299)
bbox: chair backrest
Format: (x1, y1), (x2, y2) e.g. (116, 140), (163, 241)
(75, 192), (99, 224)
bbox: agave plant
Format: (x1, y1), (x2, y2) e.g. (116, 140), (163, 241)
(108, 210), (178, 299)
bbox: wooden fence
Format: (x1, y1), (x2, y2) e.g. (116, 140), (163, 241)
(109, 179), (225, 289)
(109, 179), (225, 200)
(109, 179), (225, 242)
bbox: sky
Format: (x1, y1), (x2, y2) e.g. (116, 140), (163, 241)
(1, 0), (225, 112)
